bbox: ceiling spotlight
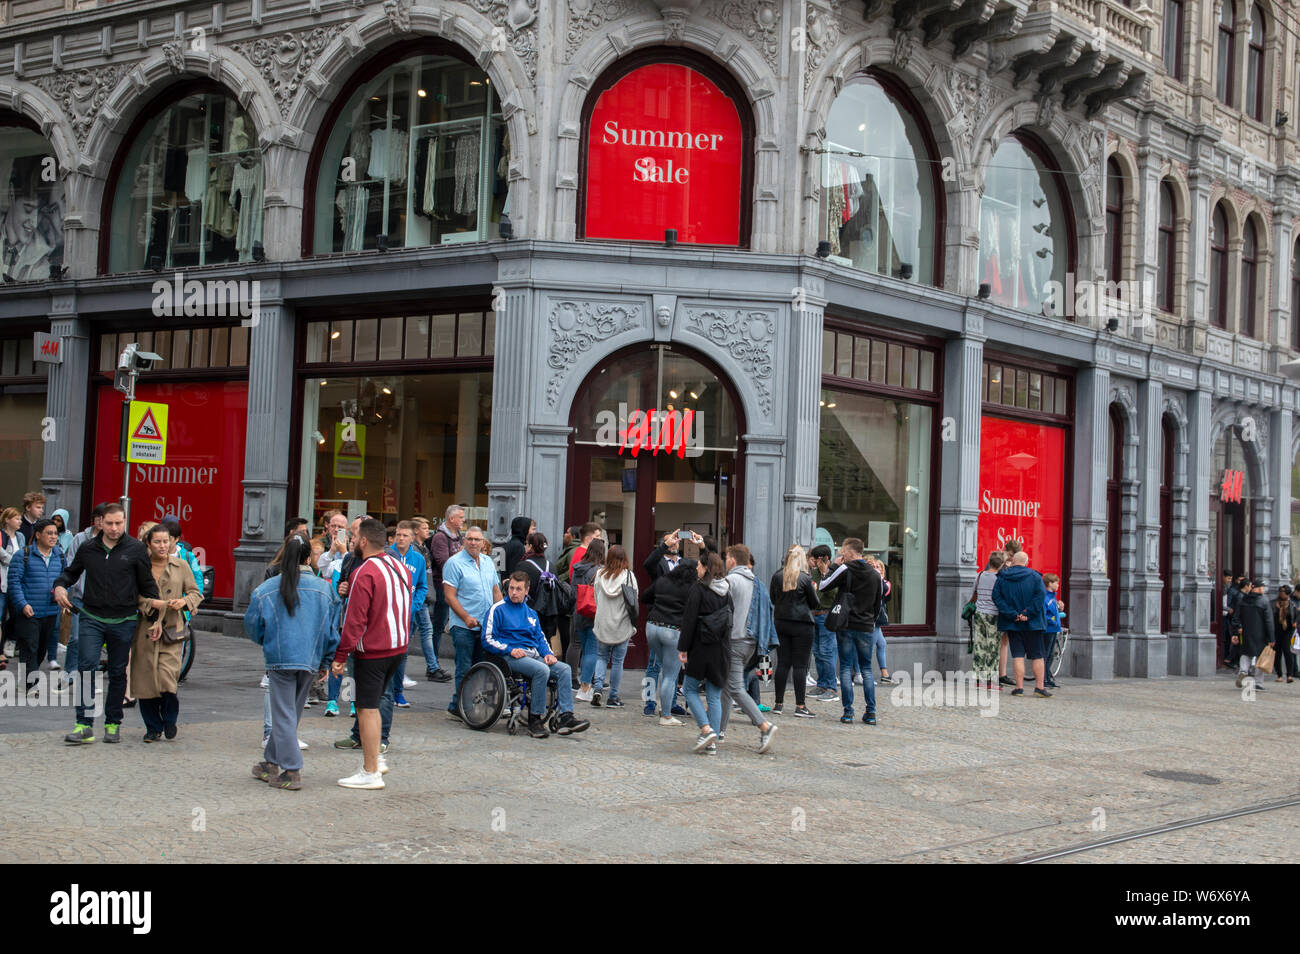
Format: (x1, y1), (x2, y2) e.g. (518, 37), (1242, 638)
(382, 386), (392, 395)
(669, 389), (679, 399)
(417, 89), (427, 98)
(320, 380), (328, 386)
(827, 402), (836, 408)
(858, 123), (866, 132)
(330, 330), (341, 340)
(689, 391), (699, 400)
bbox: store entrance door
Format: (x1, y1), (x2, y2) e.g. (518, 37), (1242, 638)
(568, 346), (743, 667)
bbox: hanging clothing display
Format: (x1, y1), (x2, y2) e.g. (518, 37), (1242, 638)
(412, 135), (439, 218)
(367, 128), (409, 182)
(453, 131), (479, 215)
(202, 162), (236, 239)
(335, 183), (370, 251)
(185, 149), (208, 203)
(825, 160), (845, 255)
(231, 159), (263, 259)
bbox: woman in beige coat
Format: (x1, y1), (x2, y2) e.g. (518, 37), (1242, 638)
(132, 524), (203, 742)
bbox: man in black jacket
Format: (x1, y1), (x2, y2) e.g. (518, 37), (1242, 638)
(1234, 579), (1272, 690)
(817, 537), (882, 725)
(52, 503), (160, 745)
(501, 516), (534, 580)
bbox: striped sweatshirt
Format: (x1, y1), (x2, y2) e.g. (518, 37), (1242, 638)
(334, 552), (413, 662)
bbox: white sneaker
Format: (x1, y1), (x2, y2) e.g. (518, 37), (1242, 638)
(377, 754), (390, 775)
(298, 738), (309, 750)
(402, 677), (418, 689)
(337, 769), (384, 790)
(853, 674), (863, 685)
(49, 660), (62, 672)
(259, 674), (270, 689)
(805, 674), (818, 687)
(658, 716), (684, 726)
(574, 687), (593, 702)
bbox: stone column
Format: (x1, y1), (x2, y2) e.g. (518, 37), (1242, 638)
(526, 424), (572, 563)
(1130, 378), (1167, 676)
(40, 307), (90, 528)
(485, 284), (531, 544)
(1068, 364), (1114, 679)
(934, 317), (984, 673)
(784, 268), (825, 550)
(232, 297), (294, 610)
(1274, 405), (1295, 587)
(1186, 152), (1215, 351)
(1177, 382), (1216, 674)
(743, 434), (785, 584)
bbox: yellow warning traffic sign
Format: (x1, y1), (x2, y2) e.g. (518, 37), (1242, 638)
(126, 400), (168, 464)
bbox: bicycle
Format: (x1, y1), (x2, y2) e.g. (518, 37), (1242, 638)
(1046, 628), (1068, 679)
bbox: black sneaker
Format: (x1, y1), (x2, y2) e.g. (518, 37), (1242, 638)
(143, 731), (162, 743)
(1034, 687), (1053, 698)
(555, 711), (590, 735)
(605, 697), (625, 708)
(771, 703), (784, 714)
(527, 715), (550, 739)
(794, 706), (815, 718)
(998, 676), (1016, 687)
(1010, 688), (1024, 696)
(163, 724), (178, 740)
(862, 711), (877, 726)
(428, 669), (452, 683)
(591, 690), (603, 707)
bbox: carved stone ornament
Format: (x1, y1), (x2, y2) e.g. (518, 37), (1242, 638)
(960, 516), (978, 565)
(230, 27), (341, 119)
(383, 0), (412, 32)
(946, 67), (995, 154)
(683, 307), (777, 418)
(565, 0), (639, 63)
(892, 30), (915, 70)
(709, 0), (782, 72)
(1195, 535), (1209, 575)
(33, 65), (128, 148)
(545, 300), (642, 408)
(161, 42), (186, 74)
(803, 0), (846, 94)
(467, 0), (540, 82)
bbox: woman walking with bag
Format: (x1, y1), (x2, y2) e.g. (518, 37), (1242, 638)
(971, 551), (1005, 689)
(677, 548), (731, 754)
(520, 532), (562, 654)
(244, 534), (340, 789)
(133, 524), (203, 742)
(770, 544), (820, 717)
(1273, 585), (1296, 683)
(592, 544), (637, 708)
(571, 540), (605, 702)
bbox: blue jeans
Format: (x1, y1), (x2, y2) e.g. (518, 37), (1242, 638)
(837, 630), (876, 717)
(813, 613), (837, 690)
(593, 640), (629, 698)
(644, 623), (683, 714)
(682, 674), (722, 732)
(350, 668), (397, 745)
(870, 626), (888, 673)
(644, 635), (661, 708)
(447, 624), (484, 711)
(75, 615), (135, 725)
(505, 654), (574, 715)
(575, 620), (597, 685)
(414, 605), (441, 674)
(64, 597), (81, 674)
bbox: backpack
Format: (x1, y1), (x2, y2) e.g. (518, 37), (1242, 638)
(825, 588), (855, 632)
(526, 559), (575, 617)
(572, 562), (597, 620)
(697, 595), (733, 645)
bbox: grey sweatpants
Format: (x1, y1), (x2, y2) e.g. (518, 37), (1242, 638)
(720, 637), (765, 733)
(265, 670), (313, 772)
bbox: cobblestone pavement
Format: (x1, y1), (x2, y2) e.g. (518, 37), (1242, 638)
(2, 636), (1297, 863)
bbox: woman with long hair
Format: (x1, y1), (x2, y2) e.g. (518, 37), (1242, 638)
(132, 524), (203, 742)
(770, 544), (820, 717)
(519, 531), (561, 653)
(571, 538), (606, 701)
(592, 544), (637, 707)
(677, 548), (731, 754)
(1273, 585), (1296, 683)
(244, 534), (340, 790)
(640, 542), (699, 726)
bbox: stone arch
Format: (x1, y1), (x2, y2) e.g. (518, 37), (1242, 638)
(0, 84), (81, 182)
(284, 8), (537, 239)
(556, 18), (779, 249)
(1104, 144), (1140, 283)
(1160, 171), (1193, 316)
(1107, 383), (1141, 634)
(1209, 403), (1269, 499)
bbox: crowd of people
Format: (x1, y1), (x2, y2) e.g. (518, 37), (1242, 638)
(10, 487), (1298, 793)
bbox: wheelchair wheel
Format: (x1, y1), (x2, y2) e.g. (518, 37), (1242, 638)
(457, 661), (507, 730)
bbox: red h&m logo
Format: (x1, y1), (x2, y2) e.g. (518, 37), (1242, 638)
(1220, 469), (1244, 503)
(39, 338), (59, 358)
(619, 408), (696, 458)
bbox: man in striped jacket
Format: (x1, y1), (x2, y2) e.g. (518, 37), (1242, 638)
(331, 518), (412, 790)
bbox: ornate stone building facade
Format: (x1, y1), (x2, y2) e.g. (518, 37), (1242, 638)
(0, 0), (1294, 677)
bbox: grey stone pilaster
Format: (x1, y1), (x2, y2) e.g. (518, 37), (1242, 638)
(1271, 407), (1294, 585)
(784, 270), (825, 550)
(526, 424), (572, 564)
(743, 434), (786, 584)
(485, 283), (532, 544)
(1127, 378), (1167, 676)
(233, 299), (294, 609)
(1173, 384), (1216, 674)
(40, 307), (88, 528)
(1068, 365), (1115, 679)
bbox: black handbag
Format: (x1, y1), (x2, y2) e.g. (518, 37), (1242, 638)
(620, 571), (638, 620)
(825, 589), (855, 632)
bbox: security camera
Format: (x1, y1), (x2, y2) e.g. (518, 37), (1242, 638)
(118, 343), (165, 372)
(132, 350), (164, 370)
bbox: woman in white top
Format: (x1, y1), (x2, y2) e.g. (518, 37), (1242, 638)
(591, 544), (638, 708)
(971, 550), (1005, 688)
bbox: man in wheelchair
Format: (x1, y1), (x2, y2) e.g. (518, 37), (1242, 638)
(483, 572), (590, 739)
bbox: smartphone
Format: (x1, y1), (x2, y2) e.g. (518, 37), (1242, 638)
(335, 529), (347, 546)
(676, 529), (691, 542)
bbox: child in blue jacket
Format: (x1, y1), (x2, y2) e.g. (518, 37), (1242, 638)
(1043, 572), (1066, 688)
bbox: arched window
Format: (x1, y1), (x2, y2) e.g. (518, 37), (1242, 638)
(1290, 239), (1300, 350)
(1246, 5), (1266, 121)
(105, 86), (263, 273)
(1210, 204), (1228, 329)
(1241, 218), (1259, 337)
(309, 46), (509, 255)
(821, 73), (940, 283)
(1163, 0), (1186, 80)
(0, 111), (64, 281)
(1105, 158), (1123, 283)
(1157, 181), (1176, 312)
(979, 134), (1071, 313)
(1218, 0), (1237, 105)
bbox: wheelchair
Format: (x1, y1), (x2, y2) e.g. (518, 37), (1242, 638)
(457, 655), (560, 734)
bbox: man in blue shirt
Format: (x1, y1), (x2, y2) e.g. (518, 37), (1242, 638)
(484, 571), (590, 738)
(387, 520), (427, 708)
(443, 525), (502, 717)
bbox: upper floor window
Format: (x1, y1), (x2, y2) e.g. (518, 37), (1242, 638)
(107, 89), (263, 273)
(1157, 181), (1176, 313)
(1163, 0), (1186, 80)
(1209, 203), (1229, 329)
(1246, 5), (1266, 122)
(1241, 218), (1259, 337)
(0, 118), (64, 282)
(311, 49), (509, 254)
(1218, 1), (1237, 105)
(820, 73), (939, 284)
(1105, 158), (1123, 283)
(979, 134), (1070, 313)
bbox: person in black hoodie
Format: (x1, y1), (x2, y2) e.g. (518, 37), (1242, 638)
(640, 549), (698, 725)
(677, 547), (731, 754)
(817, 537), (882, 725)
(770, 544), (820, 717)
(1234, 579), (1272, 690)
(1271, 585), (1296, 683)
(501, 516), (535, 580)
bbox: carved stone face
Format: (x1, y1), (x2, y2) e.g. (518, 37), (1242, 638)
(656, 305), (671, 327)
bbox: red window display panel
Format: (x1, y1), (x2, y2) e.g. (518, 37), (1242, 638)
(977, 415), (1067, 580)
(91, 381), (248, 601)
(584, 62), (743, 245)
